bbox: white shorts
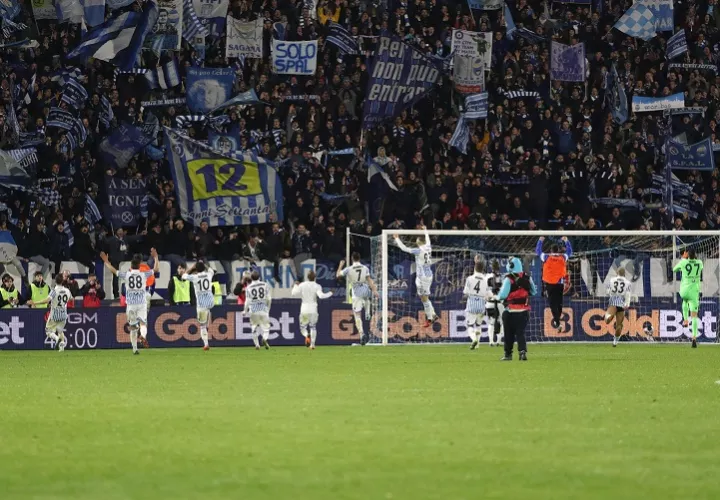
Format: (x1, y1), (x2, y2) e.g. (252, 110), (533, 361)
(250, 312), (270, 329)
(465, 312), (485, 326)
(45, 318), (66, 333)
(126, 304), (148, 327)
(352, 296), (370, 313)
(416, 277), (433, 297)
(300, 312), (319, 327)
(197, 308), (212, 325)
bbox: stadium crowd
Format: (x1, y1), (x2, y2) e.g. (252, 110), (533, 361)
(0, 0), (719, 292)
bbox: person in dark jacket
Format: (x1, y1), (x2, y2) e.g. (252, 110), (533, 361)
(27, 221), (52, 277)
(49, 221), (71, 277)
(291, 224), (313, 281)
(164, 219), (190, 271)
(264, 222), (289, 282)
(322, 224), (344, 265)
(71, 222), (96, 273)
(104, 227), (139, 298)
(79, 272), (105, 308)
(194, 220), (215, 259)
(216, 229), (241, 293)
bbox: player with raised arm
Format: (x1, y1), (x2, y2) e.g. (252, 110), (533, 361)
(182, 261), (215, 351)
(336, 252), (379, 345)
(463, 256), (493, 350)
(485, 259), (504, 347)
(393, 225), (438, 327)
(673, 249), (704, 348)
(28, 274), (72, 352)
(244, 271), (272, 350)
(604, 268), (633, 347)
(101, 248), (160, 355)
(291, 270), (333, 349)
(536, 236), (572, 333)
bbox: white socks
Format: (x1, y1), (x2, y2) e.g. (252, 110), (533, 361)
(200, 326), (209, 347)
(130, 328), (138, 352)
(354, 312), (364, 336)
(47, 331), (59, 342)
(467, 326), (477, 343)
(140, 324), (147, 339)
(422, 300), (436, 320)
(310, 327), (317, 348)
(252, 327), (261, 348)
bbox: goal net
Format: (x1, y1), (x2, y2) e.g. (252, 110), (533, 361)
(359, 230), (720, 345)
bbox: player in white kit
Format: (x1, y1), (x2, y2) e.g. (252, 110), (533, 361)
(604, 268), (634, 347)
(291, 270), (333, 349)
(28, 274), (72, 352)
(182, 261), (215, 351)
(244, 271), (272, 350)
(463, 256), (493, 350)
(101, 248), (159, 354)
(393, 225), (438, 327)
(336, 252), (378, 345)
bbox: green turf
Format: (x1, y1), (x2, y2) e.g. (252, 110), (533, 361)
(1, 344), (719, 500)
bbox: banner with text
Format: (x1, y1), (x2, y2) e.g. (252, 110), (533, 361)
(225, 16), (263, 59)
(271, 40), (318, 75)
(186, 66), (234, 113)
(104, 176), (148, 226)
(667, 138), (716, 171)
(631, 93), (685, 112)
(192, 0), (228, 36)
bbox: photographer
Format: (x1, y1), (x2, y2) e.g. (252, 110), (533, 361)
(80, 272), (106, 308)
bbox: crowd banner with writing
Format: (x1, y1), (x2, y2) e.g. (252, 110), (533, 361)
(666, 29), (687, 59)
(104, 175), (148, 226)
(451, 29), (492, 71)
(667, 138), (716, 171)
(31, 0), (57, 19)
(143, 0), (183, 51)
(98, 123), (153, 171)
(164, 127), (284, 226)
(225, 16), (263, 59)
(271, 40), (318, 75)
(192, 0), (228, 36)
(644, 0), (673, 32)
(464, 92), (489, 119)
(550, 41), (586, 82)
(467, 0), (502, 9)
(631, 93), (685, 112)
(362, 35), (442, 129)
(186, 66), (234, 113)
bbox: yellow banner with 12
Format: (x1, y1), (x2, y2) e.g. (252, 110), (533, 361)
(187, 158), (262, 201)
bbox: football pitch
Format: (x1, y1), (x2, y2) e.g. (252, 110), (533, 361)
(1, 344), (719, 500)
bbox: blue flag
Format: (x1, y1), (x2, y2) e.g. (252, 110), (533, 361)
(607, 64), (628, 125)
(504, 2), (516, 40)
(207, 89), (262, 114)
(85, 193), (102, 224)
(363, 35), (441, 129)
(164, 127), (284, 226)
(667, 138), (716, 171)
(464, 92), (488, 119)
(104, 175), (149, 226)
(449, 115), (471, 154)
(60, 78), (89, 111)
(327, 22), (359, 54)
(667, 30), (687, 59)
(186, 66), (234, 113)
(98, 123), (153, 170)
(47, 108), (75, 130)
(550, 41), (585, 82)
(614, 2), (657, 41)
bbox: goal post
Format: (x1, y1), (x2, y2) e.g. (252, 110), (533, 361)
(368, 229), (720, 345)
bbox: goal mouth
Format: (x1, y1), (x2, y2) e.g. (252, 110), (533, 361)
(351, 230), (720, 345)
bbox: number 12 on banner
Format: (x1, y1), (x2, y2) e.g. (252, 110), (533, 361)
(187, 158), (262, 200)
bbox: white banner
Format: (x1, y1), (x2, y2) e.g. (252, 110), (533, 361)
(271, 40), (318, 75)
(226, 17), (264, 59)
(631, 93), (685, 113)
(451, 29), (491, 93)
(31, 0), (57, 19)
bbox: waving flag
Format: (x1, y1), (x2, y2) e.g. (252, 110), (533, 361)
(464, 92), (489, 119)
(327, 22), (359, 54)
(449, 116), (471, 154)
(614, 1), (657, 41)
(550, 41), (586, 82)
(606, 64), (628, 125)
(81, 0), (106, 26)
(667, 30), (687, 59)
(66, 2), (159, 71)
(144, 59), (181, 89)
(99, 95), (114, 127)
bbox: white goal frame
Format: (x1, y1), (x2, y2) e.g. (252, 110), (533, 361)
(380, 229), (720, 346)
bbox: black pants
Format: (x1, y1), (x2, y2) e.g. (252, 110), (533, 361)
(503, 310), (529, 355)
(546, 283), (565, 322)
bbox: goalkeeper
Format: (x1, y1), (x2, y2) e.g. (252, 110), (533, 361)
(535, 236), (572, 333)
(673, 249), (704, 348)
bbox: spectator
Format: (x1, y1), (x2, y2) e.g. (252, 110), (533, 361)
(80, 272), (106, 308)
(72, 222), (96, 274)
(322, 224), (344, 265)
(168, 264), (195, 306)
(50, 221), (71, 276)
(165, 220), (190, 271)
(264, 222), (289, 283)
(26, 221), (52, 278)
(28, 271), (50, 309)
(0, 274), (24, 308)
(291, 224), (313, 281)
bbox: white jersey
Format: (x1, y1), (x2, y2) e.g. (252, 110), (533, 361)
(245, 280), (271, 313)
(463, 272), (492, 314)
(292, 281), (332, 313)
(342, 263), (371, 298)
(182, 268), (215, 309)
(118, 269), (154, 306)
(396, 231), (433, 279)
(48, 285), (72, 322)
(606, 276), (632, 307)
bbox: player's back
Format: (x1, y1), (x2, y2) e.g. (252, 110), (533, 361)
(345, 263), (371, 298)
(191, 270), (215, 309)
(49, 285), (72, 321)
(679, 258), (703, 286)
(246, 280), (270, 313)
(607, 276), (631, 295)
(415, 245), (433, 279)
(464, 273), (490, 312)
(122, 269), (151, 307)
(297, 281), (322, 306)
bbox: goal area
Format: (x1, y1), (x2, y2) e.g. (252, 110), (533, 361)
(351, 230), (720, 345)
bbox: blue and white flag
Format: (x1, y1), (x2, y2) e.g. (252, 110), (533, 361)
(99, 95), (114, 127)
(464, 92), (489, 119)
(1, 17), (27, 38)
(98, 123), (153, 170)
(175, 114), (206, 128)
(632, 93), (684, 112)
(47, 108), (75, 130)
(143, 0), (183, 52)
(327, 22), (359, 54)
(106, 0), (135, 9)
(645, 0), (673, 32)
(449, 115), (471, 154)
(186, 66), (234, 113)
(144, 59), (181, 89)
(164, 127), (284, 226)
(225, 16), (263, 59)
(614, 2), (657, 41)
(515, 27), (545, 44)
(7, 148), (38, 169)
(667, 30), (687, 60)
(363, 35), (441, 129)
(607, 64), (628, 124)
(503, 89), (540, 99)
(182, 0), (208, 44)
(550, 41), (585, 82)
(504, 2), (516, 40)
(192, 0), (228, 37)
(667, 138), (716, 171)
(0, 150), (29, 185)
(60, 78), (89, 110)
(81, 0), (106, 26)
(85, 193), (102, 224)
(0, 0), (20, 20)
(207, 88), (261, 114)
(55, 0), (83, 23)
(668, 63), (717, 74)
(208, 133), (238, 154)
(66, 2), (159, 71)
(51, 67), (83, 87)
(467, 0), (502, 9)
(272, 40), (318, 75)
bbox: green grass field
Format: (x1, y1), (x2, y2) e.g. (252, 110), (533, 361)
(1, 344), (719, 500)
